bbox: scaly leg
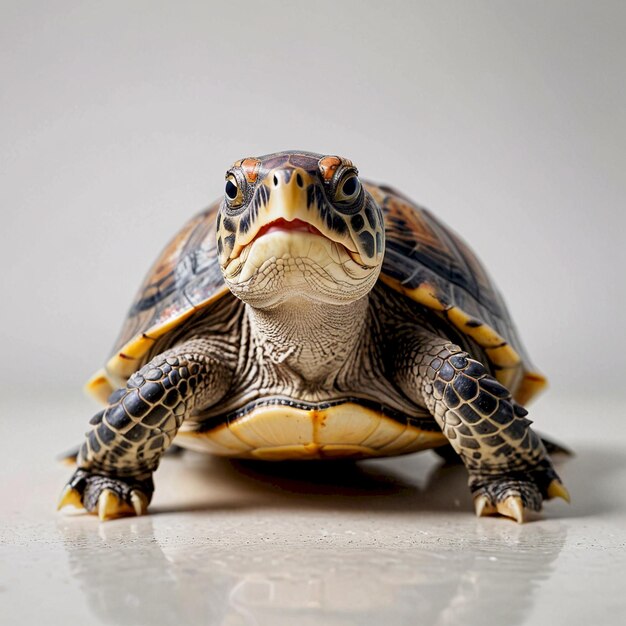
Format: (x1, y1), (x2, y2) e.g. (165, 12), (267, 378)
(58, 338), (232, 520)
(395, 332), (569, 522)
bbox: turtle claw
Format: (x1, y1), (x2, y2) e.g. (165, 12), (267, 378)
(98, 489), (118, 521)
(97, 488), (146, 521)
(496, 496), (526, 524)
(470, 479), (541, 523)
(130, 490), (148, 517)
(474, 495), (495, 518)
(473, 493), (526, 522)
(57, 485), (85, 511)
(97, 488), (137, 521)
(547, 479), (571, 503)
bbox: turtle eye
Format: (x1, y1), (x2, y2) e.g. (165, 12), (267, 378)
(224, 173), (244, 207)
(335, 172), (362, 204)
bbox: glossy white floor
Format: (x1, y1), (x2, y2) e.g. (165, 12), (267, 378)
(1, 392), (624, 626)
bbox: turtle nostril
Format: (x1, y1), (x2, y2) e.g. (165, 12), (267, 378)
(296, 173), (303, 187)
(273, 175), (279, 186)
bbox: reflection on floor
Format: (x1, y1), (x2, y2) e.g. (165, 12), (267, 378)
(60, 514), (567, 626)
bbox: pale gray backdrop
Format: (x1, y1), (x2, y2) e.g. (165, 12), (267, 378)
(1, 0), (624, 407)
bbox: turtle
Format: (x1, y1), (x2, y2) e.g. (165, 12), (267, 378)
(58, 150), (570, 523)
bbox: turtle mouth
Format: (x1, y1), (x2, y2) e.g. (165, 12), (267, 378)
(233, 218), (363, 264)
(255, 218), (325, 239)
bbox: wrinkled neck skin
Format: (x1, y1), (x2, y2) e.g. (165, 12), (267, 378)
(245, 295), (370, 384)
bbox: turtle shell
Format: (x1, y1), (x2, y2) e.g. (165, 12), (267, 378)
(86, 184), (546, 406)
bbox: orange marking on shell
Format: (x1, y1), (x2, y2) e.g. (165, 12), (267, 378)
(241, 158), (260, 183)
(318, 156), (342, 181)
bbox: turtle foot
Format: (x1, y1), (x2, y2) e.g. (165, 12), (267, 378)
(57, 469), (153, 521)
(469, 461), (569, 523)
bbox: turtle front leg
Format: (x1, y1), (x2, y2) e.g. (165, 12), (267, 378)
(58, 338), (233, 521)
(394, 332), (569, 522)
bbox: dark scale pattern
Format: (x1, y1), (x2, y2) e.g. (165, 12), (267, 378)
(88, 432), (101, 453)
(453, 374), (478, 401)
(351, 214), (364, 231)
(332, 214), (348, 235)
(443, 385), (461, 408)
(396, 332), (563, 513)
(364, 202), (376, 228)
(123, 394), (149, 417)
(306, 184), (326, 211)
(140, 382), (165, 403)
(224, 234), (235, 251)
(248, 184), (270, 223)
(222, 217), (236, 233)
(475, 391), (498, 416)
(106, 405), (131, 429)
(375, 231), (382, 255)
(358, 231), (375, 258)
(89, 410), (104, 426)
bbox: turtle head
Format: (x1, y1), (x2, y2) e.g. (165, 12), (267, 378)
(216, 151), (385, 309)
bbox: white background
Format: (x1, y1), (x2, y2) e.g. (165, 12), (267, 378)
(1, 0), (624, 402)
